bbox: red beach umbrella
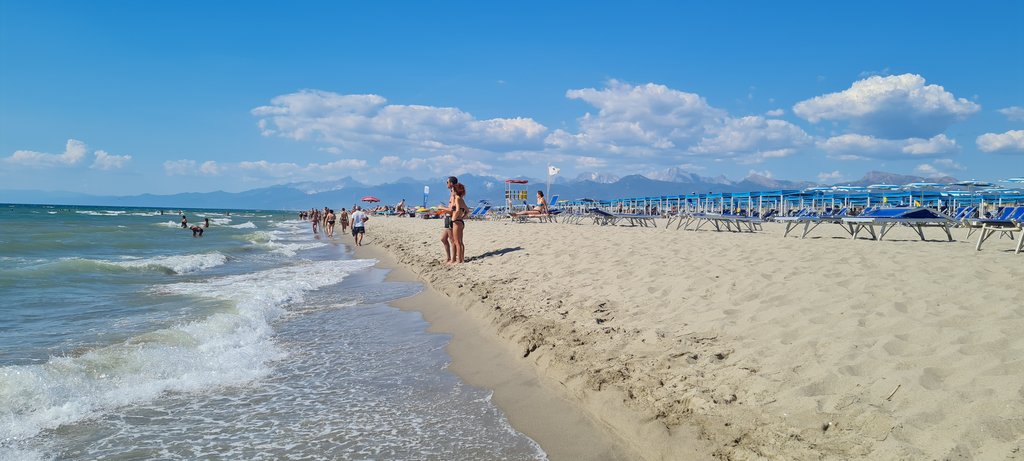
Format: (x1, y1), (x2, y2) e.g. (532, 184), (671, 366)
(361, 196), (380, 203)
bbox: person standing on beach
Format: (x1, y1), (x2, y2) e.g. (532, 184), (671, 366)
(439, 176), (458, 263)
(204, 217), (209, 228)
(350, 206), (368, 246)
(450, 183), (467, 264)
(311, 208), (320, 234)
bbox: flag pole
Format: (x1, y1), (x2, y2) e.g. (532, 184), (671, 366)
(546, 164), (551, 199)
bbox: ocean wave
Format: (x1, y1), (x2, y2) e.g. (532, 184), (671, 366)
(107, 253), (228, 274)
(227, 221), (257, 229)
(74, 210), (127, 216)
(4, 253), (228, 277)
(0, 258), (377, 446)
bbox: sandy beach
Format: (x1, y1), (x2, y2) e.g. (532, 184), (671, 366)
(355, 216), (1023, 460)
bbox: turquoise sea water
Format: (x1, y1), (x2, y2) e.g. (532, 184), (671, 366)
(0, 204), (544, 460)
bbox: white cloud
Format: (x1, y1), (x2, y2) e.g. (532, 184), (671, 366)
(818, 133), (959, 159)
(914, 159), (964, 178)
(765, 108), (784, 117)
(545, 81), (810, 161)
(747, 169), (773, 178)
(976, 130), (1024, 154)
(817, 170), (844, 183)
(793, 74), (980, 139)
(252, 90), (547, 155)
(4, 139), (88, 167)
(91, 150), (132, 170)
(997, 106), (1024, 122)
(694, 116), (811, 156)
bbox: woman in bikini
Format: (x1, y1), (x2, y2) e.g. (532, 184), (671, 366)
(450, 182), (468, 264)
(439, 176), (458, 264)
(514, 190), (549, 217)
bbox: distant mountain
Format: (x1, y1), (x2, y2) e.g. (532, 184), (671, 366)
(0, 170), (966, 210)
(840, 170), (958, 187)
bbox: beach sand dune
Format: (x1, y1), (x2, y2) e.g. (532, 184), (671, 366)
(360, 217), (1023, 460)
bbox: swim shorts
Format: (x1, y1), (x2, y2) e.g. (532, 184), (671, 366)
(352, 226), (365, 236)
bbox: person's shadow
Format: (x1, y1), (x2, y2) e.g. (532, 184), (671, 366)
(466, 246), (523, 262)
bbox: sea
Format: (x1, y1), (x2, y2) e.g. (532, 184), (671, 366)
(0, 204), (545, 460)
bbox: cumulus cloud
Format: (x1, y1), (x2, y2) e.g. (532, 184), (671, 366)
(4, 139), (88, 167)
(765, 108), (785, 117)
(976, 130), (1024, 154)
(997, 106), (1024, 122)
(694, 116), (811, 156)
(818, 133), (959, 159)
(793, 74), (980, 139)
(252, 90), (547, 155)
(91, 150), (132, 170)
(545, 81), (811, 162)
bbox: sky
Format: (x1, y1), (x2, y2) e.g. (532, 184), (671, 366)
(1, 0), (1023, 195)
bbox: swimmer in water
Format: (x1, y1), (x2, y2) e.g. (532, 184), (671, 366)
(190, 225), (204, 237)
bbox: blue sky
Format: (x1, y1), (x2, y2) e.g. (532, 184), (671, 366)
(1, 0), (1022, 195)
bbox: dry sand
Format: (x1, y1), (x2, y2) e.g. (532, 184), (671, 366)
(355, 216), (1024, 460)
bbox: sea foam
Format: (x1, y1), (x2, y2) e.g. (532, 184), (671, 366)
(0, 258), (377, 447)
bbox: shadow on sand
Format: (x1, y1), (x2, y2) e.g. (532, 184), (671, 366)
(466, 246), (523, 262)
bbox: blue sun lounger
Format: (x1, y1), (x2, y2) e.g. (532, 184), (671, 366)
(975, 206), (1024, 254)
(841, 207), (954, 241)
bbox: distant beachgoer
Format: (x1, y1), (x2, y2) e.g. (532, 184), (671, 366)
(440, 176), (458, 263)
(450, 183), (467, 264)
(181, 215), (188, 228)
(190, 225), (204, 237)
(311, 209), (320, 234)
(350, 206), (368, 246)
(339, 208), (349, 233)
(204, 217), (210, 228)
(325, 208), (336, 238)
(396, 199), (406, 215)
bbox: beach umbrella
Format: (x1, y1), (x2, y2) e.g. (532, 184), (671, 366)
(904, 182), (942, 188)
(1002, 177), (1024, 184)
(867, 184), (901, 190)
(361, 196), (380, 203)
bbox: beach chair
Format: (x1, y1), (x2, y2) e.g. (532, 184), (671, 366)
(468, 205), (491, 220)
(776, 207), (849, 239)
(975, 207), (1024, 254)
(589, 209), (620, 226)
(841, 207), (954, 241)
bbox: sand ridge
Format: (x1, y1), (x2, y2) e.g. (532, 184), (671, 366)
(360, 216), (1024, 460)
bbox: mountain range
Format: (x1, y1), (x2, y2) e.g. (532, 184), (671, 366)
(0, 170), (961, 210)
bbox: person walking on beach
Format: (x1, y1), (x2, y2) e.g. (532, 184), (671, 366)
(439, 176), (458, 263)
(311, 208), (320, 234)
(325, 208), (336, 238)
(350, 206), (368, 246)
(450, 182), (468, 264)
(339, 208), (349, 233)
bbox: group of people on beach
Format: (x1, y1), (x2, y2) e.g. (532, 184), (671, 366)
(300, 206), (368, 245)
(179, 213), (209, 237)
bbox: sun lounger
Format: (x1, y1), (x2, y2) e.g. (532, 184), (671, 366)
(468, 205), (491, 219)
(975, 206), (1024, 254)
(841, 207), (954, 241)
(776, 207), (850, 239)
(680, 212), (761, 232)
